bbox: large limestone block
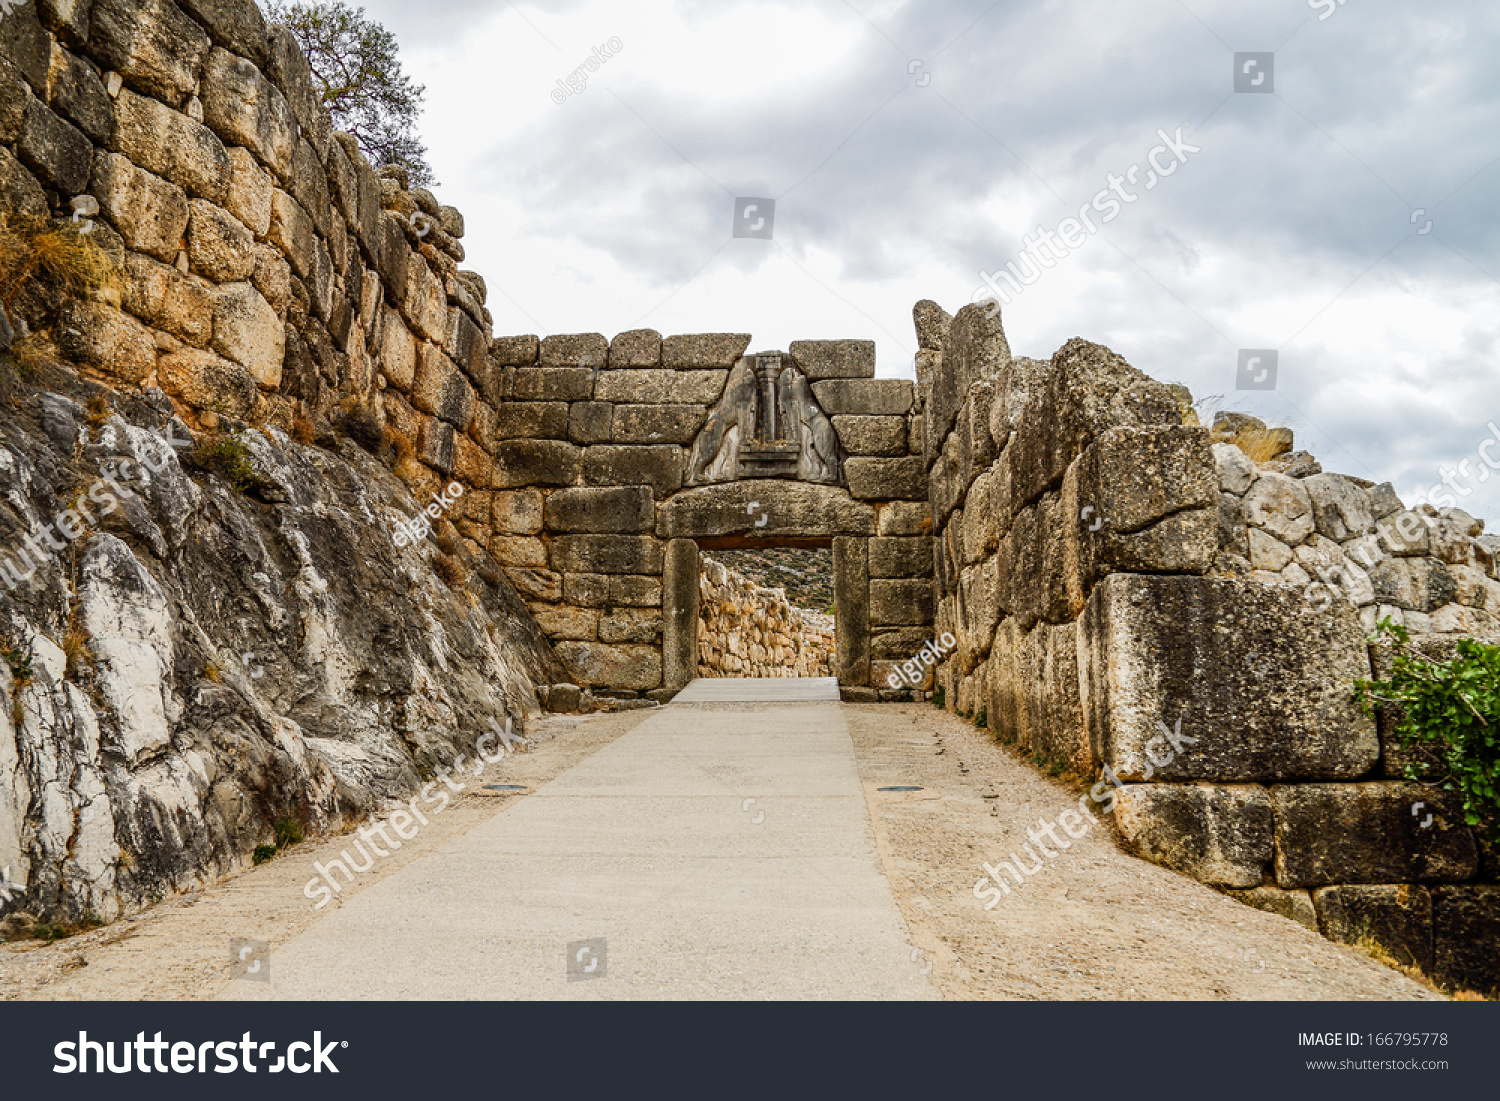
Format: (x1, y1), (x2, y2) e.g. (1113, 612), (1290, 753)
(540, 332), (607, 367)
(1226, 885), (1319, 930)
(1272, 783), (1477, 888)
(1002, 340), (1182, 517)
(90, 151), (190, 263)
(187, 199), (255, 282)
(112, 88), (230, 202)
(120, 251), (214, 345)
(833, 536), (870, 686)
(1433, 886), (1500, 993)
(18, 99), (92, 194)
(87, 0), (210, 104)
(1114, 784), (1272, 888)
(491, 489), (543, 534)
(661, 333), (750, 368)
(812, 378), (913, 416)
(509, 367), (594, 401)
(607, 328), (660, 367)
(832, 415), (906, 456)
(545, 486), (654, 534)
(494, 440), (581, 488)
(527, 604), (599, 641)
(1313, 885), (1433, 972)
(878, 501), (932, 537)
(789, 339), (876, 380)
(613, 404), (707, 444)
(551, 535), (663, 575)
(594, 369), (727, 405)
(869, 579), (934, 627)
(157, 347), (258, 416)
(491, 334), (539, 366)
(264, 25), (331, 160)
(912, 298), (951, 351)
(211, 282), (283, 388)
(176, 0), (270, 67)
(57, 299), (155, 382)
(267, 189), (317, 278)
(489, 535), (547, 568)
(845, 456), (927, 501)
(378, 311), (416, 390)
(505, 567), (561, 603)
(581, 445), (683, 498)
(1212, 441), (1258, 496)
(223, 146), (272, 237)
(568, 402), (613, 445)
(201, 48), (298, 180)
(1303, 473), (1375, 541)
(600, 608), (662, 644)
(1368, 557), (1456, 612)
(496, 401), (569, 439)
(611, 575), (662, 606)
(412, 345), (475, 428)
(554, 642), (662, 691)
(403, 253), (448, 343)
(923, 302), (1009, 456)
(869, 536), (933, 578)
(1079, 574), (1378, 782)
(657, 481), (875, 540)
(1242, 472), (1315, 546)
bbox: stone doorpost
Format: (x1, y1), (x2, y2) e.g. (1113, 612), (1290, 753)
(662, 538), (701, 689)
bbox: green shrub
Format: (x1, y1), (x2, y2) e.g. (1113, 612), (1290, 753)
(252, 844), (278, 865)
(183, 433), (256, 493)
(974, 706), (987, 729)
(1354, 618), (1500, 841)
(932, 685), (945, 710)
(274, 818), (304, 848)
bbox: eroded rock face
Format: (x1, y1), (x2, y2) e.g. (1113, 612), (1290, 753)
(0, 384), (562, 922)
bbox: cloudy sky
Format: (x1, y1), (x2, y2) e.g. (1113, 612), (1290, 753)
(343, 0), (1500, 518)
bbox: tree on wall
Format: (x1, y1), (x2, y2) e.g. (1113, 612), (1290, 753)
(264, 1), (437, 187)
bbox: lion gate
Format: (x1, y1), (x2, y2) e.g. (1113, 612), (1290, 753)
(487, 332), (934, 699)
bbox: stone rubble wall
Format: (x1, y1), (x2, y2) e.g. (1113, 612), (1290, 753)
(918, 298), (1499, 993)
(696, 555), (833, 679)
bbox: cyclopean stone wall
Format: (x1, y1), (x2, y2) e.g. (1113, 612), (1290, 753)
(919, 297), (1500, 993)
(696, 554), (834, 679)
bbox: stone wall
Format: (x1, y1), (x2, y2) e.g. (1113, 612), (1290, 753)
(696, 554), (833, 679)
(919, 298), (1499, 993)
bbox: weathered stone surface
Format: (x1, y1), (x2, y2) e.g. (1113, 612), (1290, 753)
(1079, 575), (1377, 782)
(833, 536), (870, 686)
(877, 501), (932, 536)
(662, 538), (699, 688)
(57, 299), (156, 382)
(553, 642), (662, 691)
(263, 25), (330, 161)
(832, 415), (906, 456)
(595, 369), (727, 405)
(924, 302), (1009, 454)
(157, 347), (258, 417)
(176, 0), (269, 67)
(119, 251), (213, 344)
(1272, 783), (1477, 888)
(18, 99), (93, 194)
(1247, 528), (1293, 572)
(582, 445), (683, 498)
(509, 367), (593, 402)
(661, 333), (750, 368)
(505, 567), (561, 603)
(417, 416), (455, 475)
(611, 575), (662, 607)
(87, 0), (210, 104)
(112, 88), (230, 202)
(488, 535), (547, 568)
(869, 536), (933, 578)
(812, 379), (913, 417)
(211, 282), (283, 388)
(568, 402), (613, 445)
(657, 480), (875, 540)
(869, 578), (933, 626)
(491, 489), (543, 534)
(495, 401), (569, 439)
(544, 486), (654, 534)
(491, 334), (538, 366)
(493, 440), (580, 488)
(913, 298), (951, 350)
(413, 346), (475, 428)
(1213, 442), (1258, 496)
(612, 404), (707, 445)
(223, 146), (272, 237)
(201, 48), (297, 179)
(1227, 885), (1319, 930)
(1242, 472), (1315, 546)
(551, 535), (663, 575)
(1303, 473), (1375, 541)
(845, 456), (927, 501)
(606, 329), (661, 368)
(600, 607), (662, 645)
(91, 152), (190, 263)
(1313, 885), (1433, 971)
(1369, 557), (1455, 612)
(48, 46), (112, 144)
(1114, 784), (1272, 888)
(539, 332), (607, 367)
(267, 189), (317, 278)
(1432, 886), (1500, 993)
(1376, 511), (1431, 557)
(378, 312), (416, 390)
(563, 572), (609, 607)
(790, 339), (876, 380)
(187, 199), (255, 283)
(527, 604), (599, 641)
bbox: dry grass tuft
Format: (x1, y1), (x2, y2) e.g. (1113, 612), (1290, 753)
(1231, 425), (1293, 464)
(434, 552), (467, 590)
(0, 212), (119, 313)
